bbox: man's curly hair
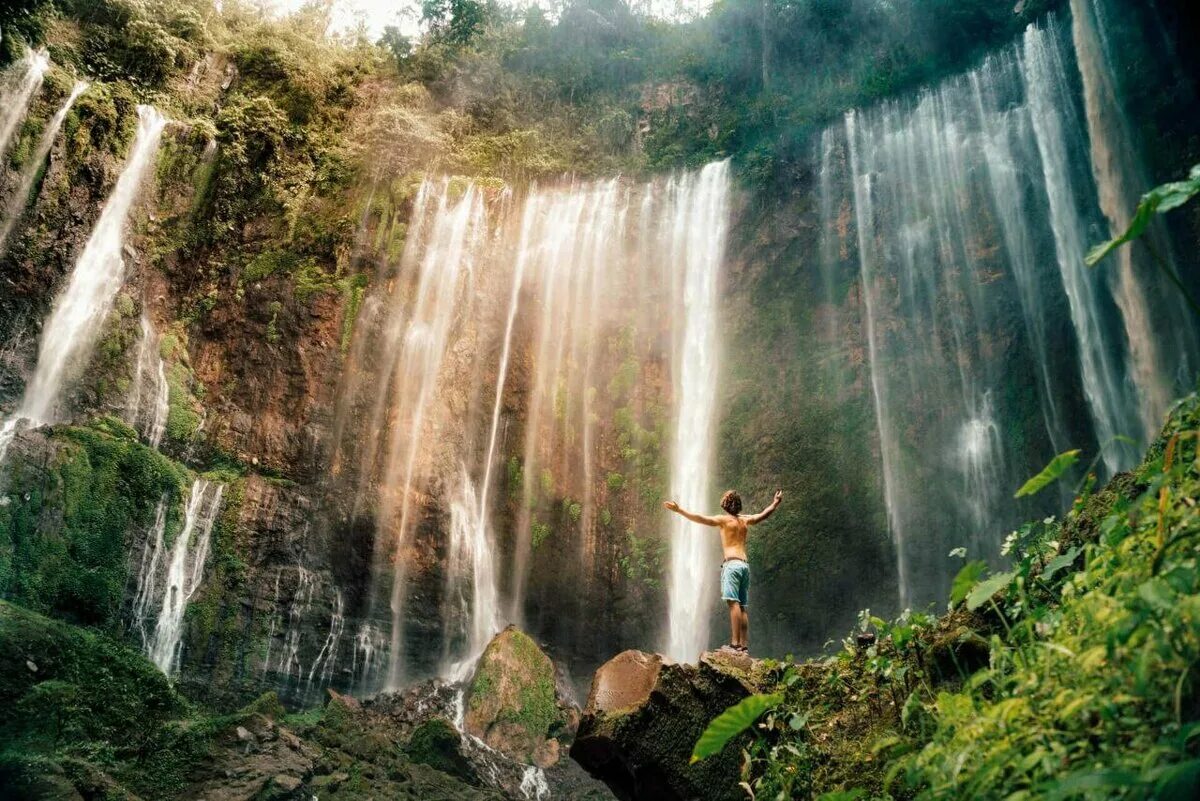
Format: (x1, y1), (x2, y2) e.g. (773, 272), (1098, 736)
(720, 490), (742, 515)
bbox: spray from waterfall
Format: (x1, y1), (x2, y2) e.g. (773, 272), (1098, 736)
(0, 80), (87, 257)
(0, 106), (167, 461)
(664, 160), (730, 661)
(0, 48), (49, 163)
(147, 479), (225, 674)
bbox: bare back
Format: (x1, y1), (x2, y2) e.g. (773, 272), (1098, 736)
(717, 515), (749, 561)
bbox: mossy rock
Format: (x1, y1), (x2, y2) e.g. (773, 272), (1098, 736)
(406, 717), (480, 785)
(0, 600), (185, 753)
(463, 625), (566, 765)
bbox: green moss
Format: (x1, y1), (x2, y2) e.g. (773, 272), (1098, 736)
(164, 361), (202, 447)
(0, 426), (186, 628)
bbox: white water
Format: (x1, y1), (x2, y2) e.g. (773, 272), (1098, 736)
(0, 48), (49, 164)
(147, 479), (225, 674)
(1022, 19), (1136, 475)
(127, 313), (170, 448)
(307, 589), (345, 689)
(0, 80), (87, 256)
(0, 106), (167, 462)
(379, 179), (485, 688)
(334, 165), (733, 685)
(823, 16), (1179, 605)
(131, 495), (169, 648)
(442, 468), (501, 681)
(664, 160), (730, 661)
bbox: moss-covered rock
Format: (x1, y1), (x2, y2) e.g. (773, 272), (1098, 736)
(406, 717), (480, 785)
(463, 625), (574, 766)
(0, 600), (185, 753)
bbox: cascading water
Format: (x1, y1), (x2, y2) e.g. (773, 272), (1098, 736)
(0, 80), (87, 256)
(0, 48), (49, 163)
(127, 313), (170, 448)
(335, 163), (734, 686)
(377, 180), (486, 689)
(664, 161), (730, 662)
(146, 479), (225, 674)
(822, 14), (1194, 606)
(131, 495), (170, 648)
(0, 105), (167, 461)
(1069, 0), (1198, 437)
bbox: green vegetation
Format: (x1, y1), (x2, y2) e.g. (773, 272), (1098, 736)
(703, 393), (1200, 799)
(0, 425), (186, 629)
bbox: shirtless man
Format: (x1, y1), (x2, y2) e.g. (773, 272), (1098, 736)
(663, 489), (783, 653)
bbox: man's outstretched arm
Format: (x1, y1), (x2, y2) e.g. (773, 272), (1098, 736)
(746, 490), (783, 525)
(663, 501), (722, 527)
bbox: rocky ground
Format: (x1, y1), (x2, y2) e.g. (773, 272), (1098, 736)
(0, 602), (610, 801)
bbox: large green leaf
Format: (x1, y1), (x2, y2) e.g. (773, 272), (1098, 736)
(950, 560), (988, 607)
(1040, 547), (1080, 583)
(1086, 164), (1200, 266)
(966, 570), (1016, 611)
(1015, 450), (1081, 498)
(690, 693), (783, 764)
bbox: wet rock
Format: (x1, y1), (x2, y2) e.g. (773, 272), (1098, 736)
(571, 649), (775, 801)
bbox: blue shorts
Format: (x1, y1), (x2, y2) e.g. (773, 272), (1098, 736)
(720, 559), (750, 608)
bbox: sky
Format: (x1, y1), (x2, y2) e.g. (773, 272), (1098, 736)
(265, 0), (711, 39)
(269, 0), (423, 38)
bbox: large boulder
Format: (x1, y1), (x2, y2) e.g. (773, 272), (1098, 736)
(570, 649), (773, 801)
(463, 625), (578, 766)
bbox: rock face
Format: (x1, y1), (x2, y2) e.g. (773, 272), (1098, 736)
(571, 649), (772, 801)
(463, 625), (579, 767)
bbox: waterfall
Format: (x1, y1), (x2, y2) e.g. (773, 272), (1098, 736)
(1069, 0), (1196, 436)
(0, 80), (87, 257)
(508, 178), (628, 624)
(335, 164), (733, 686)
(442, 468), (501, 681)
(0, 48), (49, 163)
(664, 161), (730, 661)
(380, 179), (486, 689)
(126, 313), (169, 448)
(0, 106), (167, 461)
(146, 479), (225, 674)
(307, 589), (345, 690)
(822, 15), (1188, 606)
(131, 495), (170, 648)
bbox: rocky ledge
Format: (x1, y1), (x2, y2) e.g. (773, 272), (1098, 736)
(570, 649), (778, 801)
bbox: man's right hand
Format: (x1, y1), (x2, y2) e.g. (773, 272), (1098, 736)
(664, 500), (680, 512)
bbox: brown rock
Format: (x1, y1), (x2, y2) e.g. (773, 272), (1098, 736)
(583, 650), (671, 716)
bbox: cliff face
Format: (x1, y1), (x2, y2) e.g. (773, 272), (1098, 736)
(0, 0), (1199, 727)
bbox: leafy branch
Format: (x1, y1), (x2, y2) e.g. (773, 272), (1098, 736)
(1086, 164), (1200, 317)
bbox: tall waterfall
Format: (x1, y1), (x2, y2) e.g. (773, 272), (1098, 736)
(0, 48), (49, 163)
(334, 163), (732, 687)
(0, 106), (167, 461)
(0, 80), (87, 256)
(820, 14), (1195, 606)
(664, 161), (730, 661)
(145, 479), (225, 674)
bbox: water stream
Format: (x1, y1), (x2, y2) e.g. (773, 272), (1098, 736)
(0, 105), (167, 461)
(0, 80), (87, 256)
(146, 479), (225, 674)
(0, 48), (49, 164)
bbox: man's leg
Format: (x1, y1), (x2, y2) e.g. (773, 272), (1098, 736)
(727, 600), (741, 647)
(740, 607), (750, 652)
